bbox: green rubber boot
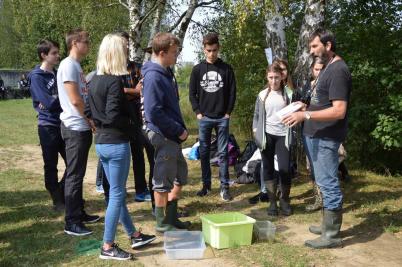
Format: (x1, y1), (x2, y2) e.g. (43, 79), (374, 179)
(305, 209), (343, 249)
(166, 200), (191, 229)
(309, 208), (324, 235)
(155, 206), (177, 233)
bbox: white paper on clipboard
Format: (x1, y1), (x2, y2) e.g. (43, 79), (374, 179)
(276, 102), (303, 120)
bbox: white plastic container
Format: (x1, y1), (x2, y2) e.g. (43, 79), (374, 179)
(164, 231), (206, 260)
(254, 221), (276, 241)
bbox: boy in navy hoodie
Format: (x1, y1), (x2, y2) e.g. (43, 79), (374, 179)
(29, 39), (66, 211)
(142, 32), (190, 232)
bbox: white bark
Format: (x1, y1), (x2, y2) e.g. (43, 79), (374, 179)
(265, 0), (288, 61)
(174, 0), (197, 46)
(120, 0), (216, 62)
(144, 0), (166, 62)
(122, 0), (160, 61)
(293, 0), (325, 88)
(169, 0), (218, 49)
(126, 0), (143, 61)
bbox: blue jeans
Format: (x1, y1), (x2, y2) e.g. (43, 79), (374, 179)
(259, 162), (267, 193)
(96, 143), (136, 243)
(302, 135), (315, 182)
(304, 137), (342, 210)
(198, 116), (229, 187)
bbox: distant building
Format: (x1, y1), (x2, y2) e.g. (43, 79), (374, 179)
(0, 70), (30, 89)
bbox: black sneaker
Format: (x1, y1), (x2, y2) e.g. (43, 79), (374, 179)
(64, 223), (93, 236)
(260, 192), (269, 202)
(196, 183), (211, 197)
(99, 243), (133, 261)
(130, 231), (156, 249)
(220, 187), (233, 202)
(82, 213), (100, 224)
(248, 193), (261, 204)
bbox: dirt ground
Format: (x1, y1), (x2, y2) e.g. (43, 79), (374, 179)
(6, 144), (402, 267)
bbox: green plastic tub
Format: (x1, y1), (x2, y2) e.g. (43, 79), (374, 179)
(201, 212), (256, 249)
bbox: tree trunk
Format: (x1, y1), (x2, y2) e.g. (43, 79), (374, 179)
(265, 0), (288, 61)
(127, 0), (143, 62)
(292, 0), (325, 88)
(175, 0), (198, 47)
(144, 0), (166, 62)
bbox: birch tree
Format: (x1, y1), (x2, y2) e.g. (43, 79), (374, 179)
(265, 0), (288, 61)
(118, 0), (160, 61)
(292, 0), (325, 88)
(143, 0), (167, 62)
(119, 0), (218, 62)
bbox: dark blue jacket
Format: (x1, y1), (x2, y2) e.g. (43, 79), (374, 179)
(28, 65), (62, 126)
(142, 61), (186, 143)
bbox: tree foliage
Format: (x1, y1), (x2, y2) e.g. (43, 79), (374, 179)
(327, 0), (402, 173)
(0, 0), (128, 71)
(0, 0), (400, 173)
(204, 0), (401, 173)
(200, 1), (269, 137)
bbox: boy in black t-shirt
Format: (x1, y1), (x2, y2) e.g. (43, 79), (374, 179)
(282, 28), (351, 249)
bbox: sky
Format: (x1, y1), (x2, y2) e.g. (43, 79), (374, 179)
(180, 34), (198, 63)
(176, 4), (217, 64)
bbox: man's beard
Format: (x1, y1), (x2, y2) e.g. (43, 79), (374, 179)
(315, 50), (331, 65)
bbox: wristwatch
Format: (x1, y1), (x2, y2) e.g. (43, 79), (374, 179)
(304, 111), (311, 120)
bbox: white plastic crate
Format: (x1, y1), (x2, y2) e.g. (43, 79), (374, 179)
(164, 231), (206, 260)
(253, 221), (276, 241)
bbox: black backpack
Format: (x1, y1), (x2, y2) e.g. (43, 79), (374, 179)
(234, 140), (258, 176)
(235, 160), (261, 184)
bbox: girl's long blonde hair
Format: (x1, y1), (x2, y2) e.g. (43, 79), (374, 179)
(97, 34), (128, 76)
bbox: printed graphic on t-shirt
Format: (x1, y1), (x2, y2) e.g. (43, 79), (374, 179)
(47, 78), (58, 97)
(80, 72), (88, 102)
(200, 71), (224, 93)
(311, 88), (319, 105)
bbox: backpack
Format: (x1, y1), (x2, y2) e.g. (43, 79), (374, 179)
(235, 172), (255, 184)
(235, 161), (261, 184)
(188, 145), (200, 160)
(228, 134), (240, 166)
(234, 140), (258, 176)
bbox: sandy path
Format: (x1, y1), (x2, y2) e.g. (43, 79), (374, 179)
(281, 222), (402, 267)
(3, 144), (402, 267)
(7, 145), (236, 267)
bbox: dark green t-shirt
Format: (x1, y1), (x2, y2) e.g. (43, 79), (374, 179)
(303, 59), (352, 142)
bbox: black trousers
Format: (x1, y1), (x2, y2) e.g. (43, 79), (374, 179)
(130, 127), (155, 200)
(38, 125), (66, 193)
(261, 133), (291, 186)
(61, 123), (92, 225)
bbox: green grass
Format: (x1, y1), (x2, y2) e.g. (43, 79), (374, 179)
(0, 99), (38, 146)
(1, 99), (402, 266)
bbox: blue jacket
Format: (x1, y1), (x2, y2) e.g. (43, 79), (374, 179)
(28, 65), (62, 126)
(142, 61), (186, 143)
